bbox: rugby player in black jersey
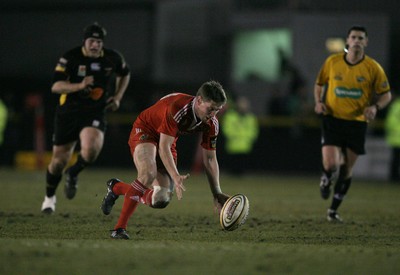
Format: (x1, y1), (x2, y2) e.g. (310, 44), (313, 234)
(41, 23), (131, 213)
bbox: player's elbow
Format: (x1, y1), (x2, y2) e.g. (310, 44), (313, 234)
(51, 83), (63, 94)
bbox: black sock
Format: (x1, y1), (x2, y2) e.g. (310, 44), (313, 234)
(330, 197), (342, 211)
(67, 154), (89, 177)
(46, 170), (62, 197)
(330, 177), (352, 211)
(322, 168), (332, 179)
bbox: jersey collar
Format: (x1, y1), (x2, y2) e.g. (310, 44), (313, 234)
(343, 52), (365, 66)
(191, 97), (203, 128)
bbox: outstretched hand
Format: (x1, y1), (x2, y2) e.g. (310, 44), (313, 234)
(213, 193), (230, 214)
(174, 173), (190, 200)
(106, 97), (120, 111)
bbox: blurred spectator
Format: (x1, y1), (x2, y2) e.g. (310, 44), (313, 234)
(278, 47), (308, 115)
(222, 96), (259, 175)
(0, 96), (8, 164)
(385, 93), (400, 182)
(268, 84), (288, 116)
(0, 91), (19, 166)
(285, 65), (309, 137)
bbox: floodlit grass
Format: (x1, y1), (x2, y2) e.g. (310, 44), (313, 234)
(0, 168), (399, 275)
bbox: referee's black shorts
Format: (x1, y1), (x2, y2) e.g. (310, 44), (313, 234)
(321, 115), (368, 155)
(52, 109), (106, 145)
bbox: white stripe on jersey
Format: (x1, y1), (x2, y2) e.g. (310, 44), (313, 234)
(173, 103), (190, 123)
(211, 117), (219, 135)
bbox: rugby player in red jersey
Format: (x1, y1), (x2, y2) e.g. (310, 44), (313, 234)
(101, 80), (230, 239)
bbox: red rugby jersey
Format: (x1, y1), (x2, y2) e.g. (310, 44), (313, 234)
(134, 93), (219, 150)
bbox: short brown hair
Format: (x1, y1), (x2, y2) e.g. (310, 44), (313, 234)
(197, 80), (227, 105)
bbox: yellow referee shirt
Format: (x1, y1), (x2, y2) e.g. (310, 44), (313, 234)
(316, 53), (390, 121)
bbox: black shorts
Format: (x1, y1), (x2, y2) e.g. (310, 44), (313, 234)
(321, 115), (367, 155)
(52, 109), (106, 145)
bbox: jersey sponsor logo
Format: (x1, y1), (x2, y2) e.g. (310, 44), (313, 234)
(356, 76), (366, 83)
(334, 87), (363, 99)
(135, 128), (142, 134)
(91, 63), (101, 71)
(78, 65), (86, 77)
(334, 74), (343, 81)
(89, 87), (104, 100)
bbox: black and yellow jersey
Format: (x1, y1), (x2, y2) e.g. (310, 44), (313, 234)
(53, 46), (130, 112)
(316, 53), (390, 121)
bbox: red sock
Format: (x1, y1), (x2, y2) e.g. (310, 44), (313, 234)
(140, 189), (154, 206)
(112, 181), (130, 196)
(114, 179), (148, 230)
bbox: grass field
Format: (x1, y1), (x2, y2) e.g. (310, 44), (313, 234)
(0, 168), (399, 275)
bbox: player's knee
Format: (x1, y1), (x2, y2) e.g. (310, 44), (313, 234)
(50, 158), (68, 174)
(144, 174), (157, 187)
(138, 170), (157, 187)
(325, 164), (339, 175)
(84, 149), (99, 163)
(151, 186), (171, 209)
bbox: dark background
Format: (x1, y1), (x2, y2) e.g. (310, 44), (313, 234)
(0, 0), (397, 174)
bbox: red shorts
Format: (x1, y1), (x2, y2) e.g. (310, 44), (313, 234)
(128, 127), (177, 171)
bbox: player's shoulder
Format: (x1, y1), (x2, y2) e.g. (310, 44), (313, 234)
(161, 92), (193, 102)
(103, 48), (125, 59)
(55, 46), (81, 67)
(160, 93), (194, 114)
(363, 54), (384, 68)
(63, 46), (83, 57)
(326, 52), (345, 64)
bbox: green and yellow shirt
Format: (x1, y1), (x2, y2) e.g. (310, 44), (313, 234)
(316, 53), (390, 121)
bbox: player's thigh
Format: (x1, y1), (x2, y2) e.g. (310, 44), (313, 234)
(345, 148), (359, 176)
(322, 145), (343, 167)
(133, 143), (158, 184)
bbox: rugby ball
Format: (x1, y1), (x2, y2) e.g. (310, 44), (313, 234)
(220, 194), (249, 231)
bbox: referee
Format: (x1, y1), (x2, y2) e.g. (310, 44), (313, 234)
(314, 25), (391, 222)
(41, 22), (131, 213)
